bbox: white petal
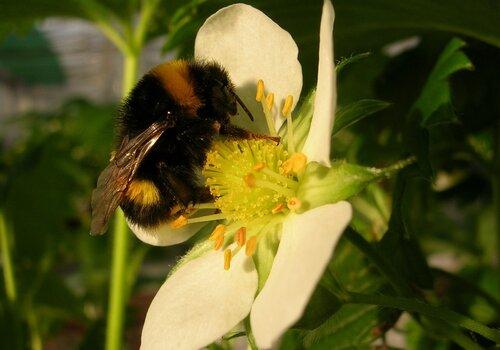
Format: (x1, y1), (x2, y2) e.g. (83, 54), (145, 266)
(128, 220), (205, 246)
(141, 246), (258, 350)
(195, 4), (302, 133)
(302, 0), (336, 166)
(250, 202), (352, 348)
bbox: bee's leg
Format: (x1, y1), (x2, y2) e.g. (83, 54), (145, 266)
(158, 163), (195, 208)
(220, 124), (280, 144)
(199, 187), (214, 202)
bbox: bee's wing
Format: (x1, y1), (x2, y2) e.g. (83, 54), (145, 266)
(90, 121), (171, 235)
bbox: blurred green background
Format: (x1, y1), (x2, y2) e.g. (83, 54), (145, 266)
(0, 0), (498, 349)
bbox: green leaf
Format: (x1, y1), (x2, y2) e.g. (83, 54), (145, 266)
(413, 38), (473, 127)
(378, 169), (434, 289)
(333, 99), (391, 136)
(334, 0), (500, 55)
(302, 237), (399, 348)
(306, 304), (394, 350)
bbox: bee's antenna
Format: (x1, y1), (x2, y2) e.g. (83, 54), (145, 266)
(232, 92), (254, 122)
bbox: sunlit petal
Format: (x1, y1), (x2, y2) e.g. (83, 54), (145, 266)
(302, 0), (336, 166)
(195, 4), (302, 133)
(141, 245), (258, 349)
(250, 201), (352, 348)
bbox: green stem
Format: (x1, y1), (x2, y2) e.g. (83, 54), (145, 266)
(105, 210), (130, 350)
(244, 318), (258, 350)
(121, 53), (139, 97)
(493, 118), (500, 266)
(133, 0), (159, 50)
(27, 311), (42, 350)
(343, 292), (500, 344)
(0, 210), (17, 304)
(101, 2), (154, 345)
(78, 0), (132, 55)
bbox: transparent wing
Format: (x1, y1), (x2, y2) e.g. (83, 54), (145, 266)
(90, 121), (171, 235)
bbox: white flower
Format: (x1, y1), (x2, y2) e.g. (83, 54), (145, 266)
(138, 2), (353, 349)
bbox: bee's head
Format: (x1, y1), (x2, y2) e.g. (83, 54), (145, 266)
(195, 62), (253, 123)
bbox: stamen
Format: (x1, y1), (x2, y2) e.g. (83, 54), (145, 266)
(195, 203), (218, 210)
(256, 80), (265, 102)
(224, 249), (232, 270)
(272, 203), (286, 214)
(169, 215), (187, 228)
(253, 162), (266, 172)
(209, 224), (226, 240)
(284, 95), (296, 154)
(287, 197), (302, 212)
(214, 235), (225, 250)
(281, 95), (294, 117)
(281, 153), (308, 175)
(266, 93), (274, 111)
(187, 213), (226, 224)
(243, 173), (256, 188)
(245, 236), (257, 256)
(235, 227), (246, 247)
(254, 178), (295, 197)
(203, 140), (292, 222)
(261, 167), (299, 188)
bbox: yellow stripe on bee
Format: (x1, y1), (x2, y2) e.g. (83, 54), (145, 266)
(152, 60), (203, 116)
(126, 180), (161, 205)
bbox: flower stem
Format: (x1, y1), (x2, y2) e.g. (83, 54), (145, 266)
(0, 210), (23, 349)
(105, 49), (140, 350)
(105, 209), (130, 350)
(0, 210), (17, 304)
(244, 318), (258, 350)
(342, 292), (500, 344)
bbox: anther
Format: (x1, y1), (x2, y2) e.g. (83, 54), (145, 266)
(235, 227), (246, 247)
(272, 203), (285, 214)
(224, 249), (232, 270)
(265, 93), (274, 111)
(256, 80), (265, 102)
(209, 224), (226, 240)
(244, 173), (256, 188)
(282, 95), (294, 117)
(281, 153), (307, 175)
(169, 215), (187, 228)
(245, 236), (257, 256)
(214, 235), (224, 250)
(253, 162), (266, 172)
(287, 197), (302, 212)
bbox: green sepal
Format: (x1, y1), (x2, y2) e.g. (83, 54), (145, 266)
(253, 226), (280, 291)
(297, 158), (414, 211)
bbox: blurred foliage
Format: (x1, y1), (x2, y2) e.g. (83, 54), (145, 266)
(0, 28), (65, 85)
(1, 0), (499, 349)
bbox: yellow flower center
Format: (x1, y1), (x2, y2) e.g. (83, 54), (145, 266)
(204, 140), (296, 221)
(176, 80), (306, 269)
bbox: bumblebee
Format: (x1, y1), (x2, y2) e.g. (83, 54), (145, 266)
(90, 60), (277, 235)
